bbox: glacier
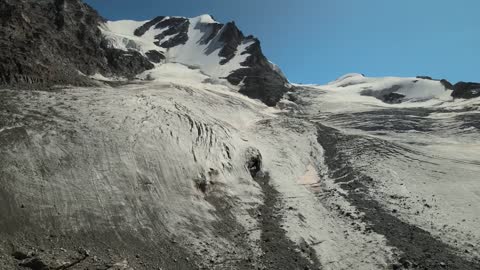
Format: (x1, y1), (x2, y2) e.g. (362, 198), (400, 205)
(0, 2), (479, 269)
(2, 59), (479, 269)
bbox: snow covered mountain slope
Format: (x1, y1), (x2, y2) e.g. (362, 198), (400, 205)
(324, 73), (453, 104)
(295, 73), (480, 115)
(100, 15), (290, 106)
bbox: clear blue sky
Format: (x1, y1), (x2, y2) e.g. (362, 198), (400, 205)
(85, 0), (479, 84)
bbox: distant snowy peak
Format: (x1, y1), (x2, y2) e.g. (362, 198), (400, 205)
(325, 74), (452, 104)
(116, 14), (257, 77)
(101, 15), (290, 106)
(329, 73), (366, 85)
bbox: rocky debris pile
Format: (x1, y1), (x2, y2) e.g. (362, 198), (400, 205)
(10, 247), (90, 270)
(8, 245), (154, 270)
(0, 0), (153, 88)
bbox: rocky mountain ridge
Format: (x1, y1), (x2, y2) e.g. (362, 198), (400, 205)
(0, 0), (154, 87)
(0, 0), (290, 106)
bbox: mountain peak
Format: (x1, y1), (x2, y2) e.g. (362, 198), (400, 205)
(191, 14), (218, 24)
(102, 14), (290, 106)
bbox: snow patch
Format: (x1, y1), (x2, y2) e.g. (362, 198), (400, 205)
(193, 14), (218, 24)
(100, 20), (163, 54)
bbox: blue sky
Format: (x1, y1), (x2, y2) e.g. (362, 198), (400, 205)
(85, 0), (479, 84)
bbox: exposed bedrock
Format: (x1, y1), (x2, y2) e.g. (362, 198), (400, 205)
(227, 38), (291, 107)
(133, 16), (165, 37)
(153, 17), (190, 48)
(452, 82), (480, 99)
(0, 0), (153, 88)
(145, 50), (166, 63)
(361, 85), (406, 104)
(218, 22), (245, 65)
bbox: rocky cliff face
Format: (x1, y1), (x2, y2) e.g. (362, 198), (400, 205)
(0, 0), (153, 87)
(452, 82), (480, 99)
(220, 25), (291, 107)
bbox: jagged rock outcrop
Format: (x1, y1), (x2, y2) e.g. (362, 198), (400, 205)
(225, 32), (291, 107)
(418, 76), (480, 99)
(151, 17), (190, 48)
(0, 0), (153, 87)
(133, 16), (165, 36)
(440, 79), (454, 90)
(452, 82), (480, 99)
(218, 22), (245, 64)
(145, 50), (165, 63)
(416, 76), (454, 90)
